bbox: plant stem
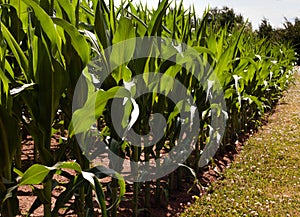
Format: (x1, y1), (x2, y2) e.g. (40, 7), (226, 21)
(43, 180), (52, 217)
(133, 145), (139, 217)
(144, 145), (151, 211)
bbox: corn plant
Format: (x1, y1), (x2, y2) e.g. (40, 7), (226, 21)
(0, 0), (297, 216)
(0, 0), (125, 216)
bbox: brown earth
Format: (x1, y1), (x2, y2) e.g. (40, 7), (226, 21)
(17, 130), (248, 216)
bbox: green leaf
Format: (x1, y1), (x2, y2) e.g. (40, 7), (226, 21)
(92, 175), (107, 217)
(22, 0), (57, 49)
(126, 9), (148, 36)
(243, 93), (264, 112)
(160, 74), (174, 95)
(109, 0), (116, 34)
(115, 173), (126, 202)
(147, 0), (169, 36)
(0, 107), (19, 173)
(91, 166), (125, 208)
(1, 22), (29, 79)
(51, 161), (82, 173)
(52, 17), (90, 66)
(94, 0), (110, 50)
(70, 86), (131, 136)
(13, 168), (24, 177)
(110, 17), (136, 83)
(193, 46), (215, 58)
(52, 175), (86, 216)
(19, 164), (51, 185)
(112, 65), (132, 83)
(56, 0), (76, 25)
(0, 68), (10, 99)
(10, 0), (29, 33)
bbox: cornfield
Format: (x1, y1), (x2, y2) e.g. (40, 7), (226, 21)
(0, 0), (297, 216)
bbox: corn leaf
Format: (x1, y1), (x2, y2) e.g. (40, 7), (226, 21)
(52, 17), (90, 65)
(19, 164), (51, 185)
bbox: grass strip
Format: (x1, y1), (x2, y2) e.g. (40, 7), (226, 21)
(182, 72), (300, 216)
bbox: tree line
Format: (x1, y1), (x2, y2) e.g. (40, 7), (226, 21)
(209, 6), (300, 64)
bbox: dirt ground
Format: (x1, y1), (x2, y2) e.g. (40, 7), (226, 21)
(17, 131), (247, 216)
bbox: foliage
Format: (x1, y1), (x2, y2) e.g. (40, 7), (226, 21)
(282, 18), (300, 64)
(257, 17), (300, 64)
(0, 0), (297, 216)
(208, 6), (252, 32)
(258, 18), (273, 39)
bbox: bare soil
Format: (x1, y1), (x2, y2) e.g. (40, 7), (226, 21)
(17, 131), (249, 216)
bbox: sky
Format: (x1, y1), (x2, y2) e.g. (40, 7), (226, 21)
(118, 0), (300, 30)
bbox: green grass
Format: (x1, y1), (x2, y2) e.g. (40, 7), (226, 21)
(181, 73), (300, 216)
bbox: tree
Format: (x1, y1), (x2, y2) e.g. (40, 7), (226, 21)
(282, 17), (300, 64)
(258, 18), (273, 39)
(208, 6), (250, 31)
